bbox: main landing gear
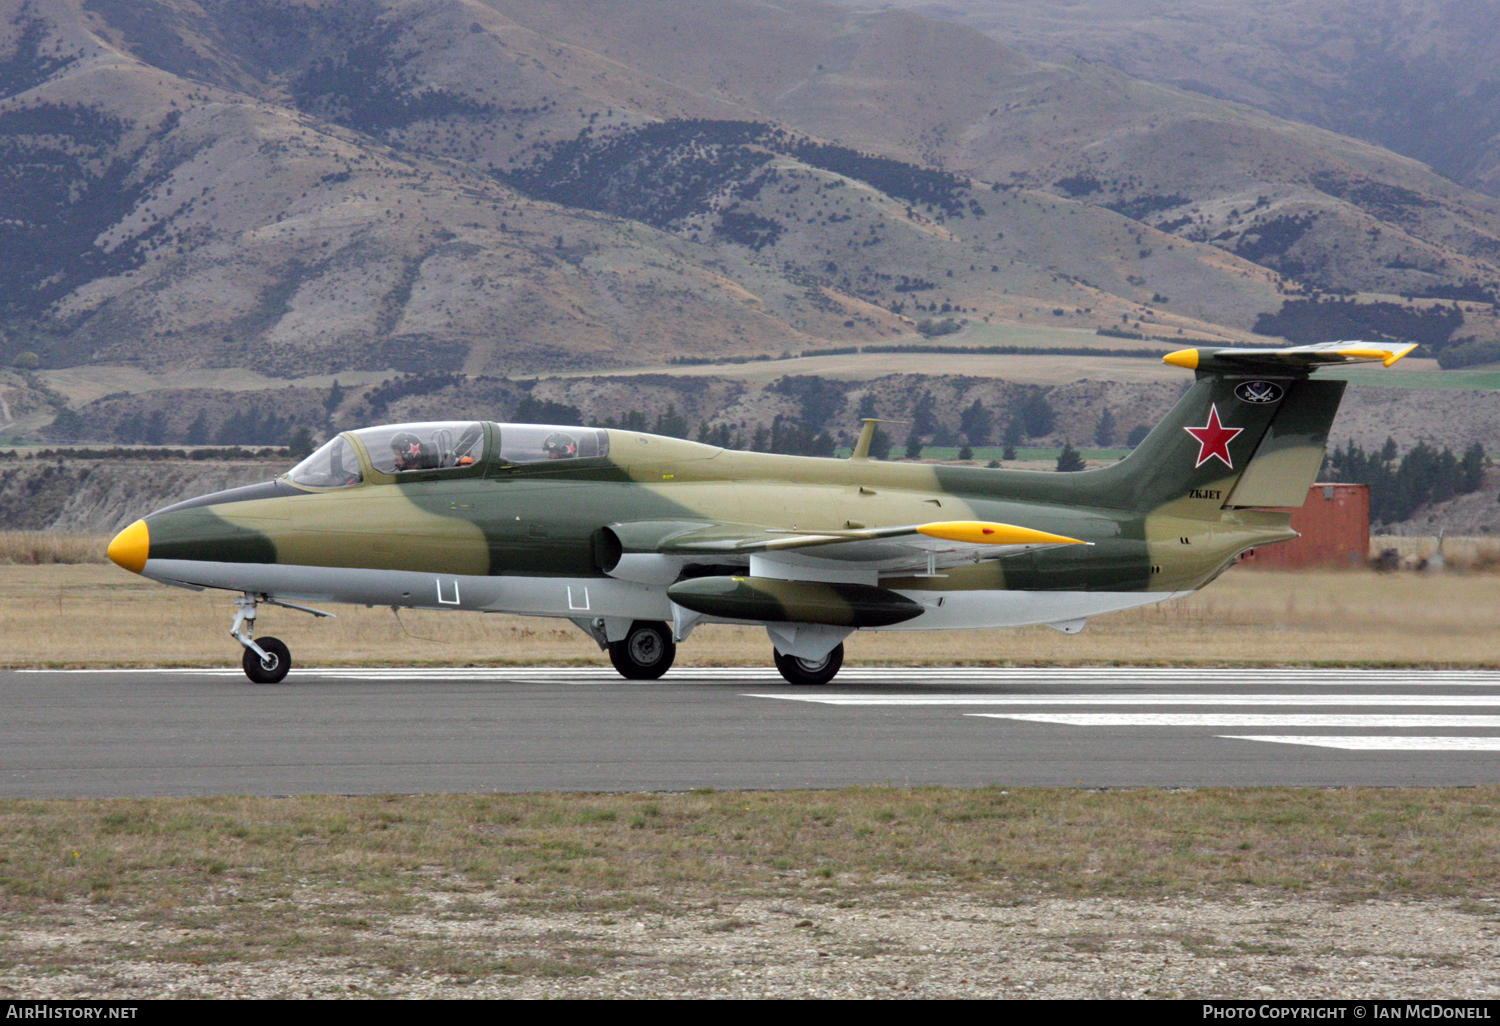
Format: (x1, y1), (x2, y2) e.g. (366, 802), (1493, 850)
(582, 616), (846, 685)
(607, 620), (677, 680)
(230, 592), (334, 684)
(773, 643), (844, 686)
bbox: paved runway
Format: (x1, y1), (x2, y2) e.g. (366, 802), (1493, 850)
(5, 666), (1500, 797)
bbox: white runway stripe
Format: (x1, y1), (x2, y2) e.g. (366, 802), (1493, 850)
(21, 666), (1500, 687)
(749, 693), (1500, 706)
(22, 666), (1500, 750)
(967, 713), (1500, 727)
(1222, 736), (1500, 751)
(327, 667), (1492, 685)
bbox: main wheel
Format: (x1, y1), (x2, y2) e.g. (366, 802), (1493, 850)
(773, 642), (843, 686)
(242, 636), (291, 684)
(608, 621), (676, 680)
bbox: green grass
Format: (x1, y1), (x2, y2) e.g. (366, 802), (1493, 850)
(1323, 366), (1500, 390)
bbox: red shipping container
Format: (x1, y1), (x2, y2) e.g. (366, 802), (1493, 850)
(1237, 483), (1370, 569)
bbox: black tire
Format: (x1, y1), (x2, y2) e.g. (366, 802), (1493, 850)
(242, 636), (291, 684)
(773, 642), (843, 686)
(607, 621), (676, 680)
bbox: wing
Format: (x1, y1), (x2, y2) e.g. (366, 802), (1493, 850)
(607, 519), (1088, 578)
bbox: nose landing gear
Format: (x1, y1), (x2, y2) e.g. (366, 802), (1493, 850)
(229, 593), (333, 684)
(231, 594), (290, 683)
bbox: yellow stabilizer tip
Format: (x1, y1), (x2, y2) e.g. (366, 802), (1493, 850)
(917, 521), (1087, 547)
(107, 519), (149, 574)
(1383, 344), (1417, 367)
(1337, 345), (1415, 367)
(1162, 349), (1199, 370)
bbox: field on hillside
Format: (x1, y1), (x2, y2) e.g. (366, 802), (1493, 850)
(1323, 364), (1500, 391)
(2, 552), (1495, 669)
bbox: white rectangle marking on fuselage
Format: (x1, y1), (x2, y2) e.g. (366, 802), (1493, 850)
(1221, 736), (1500, 751)
(966, 713), (1500, 727)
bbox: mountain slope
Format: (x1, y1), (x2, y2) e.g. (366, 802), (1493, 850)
(3, 0), (1500, 376)
(861, 0), (1500, 198)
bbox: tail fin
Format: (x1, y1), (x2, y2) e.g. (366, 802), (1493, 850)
(1091, 340), (1415, 515)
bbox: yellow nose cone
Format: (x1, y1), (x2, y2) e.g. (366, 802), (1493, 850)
(107, 519), (150, 574)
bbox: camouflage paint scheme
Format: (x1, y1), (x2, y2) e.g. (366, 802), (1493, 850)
(107, 342), (1409, 673)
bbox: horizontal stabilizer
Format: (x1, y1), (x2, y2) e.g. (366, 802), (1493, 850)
(1163, 339), (1416, 372)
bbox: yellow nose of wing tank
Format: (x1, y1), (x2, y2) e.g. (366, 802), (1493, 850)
(107, 519), (150, 574)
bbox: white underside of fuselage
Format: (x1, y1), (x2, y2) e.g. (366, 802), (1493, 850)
(142, 558), (1192, 631)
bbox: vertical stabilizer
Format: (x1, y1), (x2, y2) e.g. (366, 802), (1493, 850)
(1088, 340), (1413, 516)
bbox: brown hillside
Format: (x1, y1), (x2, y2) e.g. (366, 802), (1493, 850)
(872, 0), (1500, 198)
(2, 0), (1499, 382)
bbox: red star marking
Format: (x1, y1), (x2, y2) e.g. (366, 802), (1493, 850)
(1183, 404), (1243, 469)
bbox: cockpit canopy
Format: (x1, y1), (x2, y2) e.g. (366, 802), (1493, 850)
(492, 424), (608, 464)
(361, 422), (486, 474)
(287, 421), (609, 488)
(287, 434), (364, 488)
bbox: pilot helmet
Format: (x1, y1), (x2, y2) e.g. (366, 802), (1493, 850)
(390, 431), (427, 468)
(543, 432), (578, 459)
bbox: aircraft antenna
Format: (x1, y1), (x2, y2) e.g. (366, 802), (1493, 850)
(849, 418), (905, 461)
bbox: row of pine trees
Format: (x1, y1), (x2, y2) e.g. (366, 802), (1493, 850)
(1321, 439), (1487, 524)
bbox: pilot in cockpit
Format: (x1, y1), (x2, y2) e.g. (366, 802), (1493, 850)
(543, 432), (579, 459)
(390, 432), (437, 471)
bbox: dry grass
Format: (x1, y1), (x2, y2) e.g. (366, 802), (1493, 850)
(1, 787), (1497, 987)
(4, 787), (1495, 907)
(1373, 534), (1500, 572)
(0, 532), (111, 565)
(1, 559), (1496, 668)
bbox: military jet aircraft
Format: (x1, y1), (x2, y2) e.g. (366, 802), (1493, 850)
(106, 340), (1411, 685)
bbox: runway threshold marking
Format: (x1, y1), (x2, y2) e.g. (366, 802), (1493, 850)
(746, 694), (1500, 706)
(19, 666), (1500, 752)
(1223, 736), (1500, 751)
(750, 676), (1500, 753)
(965, 713), (1500, 727)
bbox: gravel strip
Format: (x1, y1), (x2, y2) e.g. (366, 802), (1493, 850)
(5, 895), (1500, 999)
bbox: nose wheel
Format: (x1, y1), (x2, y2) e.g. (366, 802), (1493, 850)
(242, 637), (291, 684)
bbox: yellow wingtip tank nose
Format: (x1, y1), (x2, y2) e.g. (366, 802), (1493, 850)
(917, 521), (1087, 547)
(107, 519), (150, 574)
(1162, 349), (1200, 370)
